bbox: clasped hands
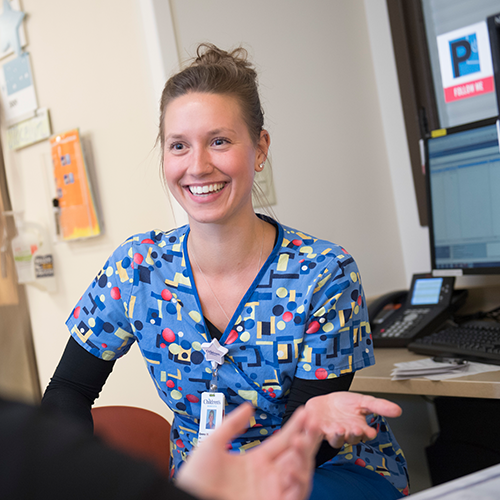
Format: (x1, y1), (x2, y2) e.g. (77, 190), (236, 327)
(177, 392), (402, 500)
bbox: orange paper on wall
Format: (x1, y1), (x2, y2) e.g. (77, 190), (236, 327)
(50, 129), (101, 240)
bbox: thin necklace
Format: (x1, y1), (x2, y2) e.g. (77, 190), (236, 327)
(190, 220), (265, 325)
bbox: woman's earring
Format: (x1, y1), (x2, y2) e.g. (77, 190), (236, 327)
(259, 162), (265, 170)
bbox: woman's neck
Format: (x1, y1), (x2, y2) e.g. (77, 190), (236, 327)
(187, 212), (270, 277)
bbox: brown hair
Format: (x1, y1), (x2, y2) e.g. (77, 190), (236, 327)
(158, 43), (264, 150)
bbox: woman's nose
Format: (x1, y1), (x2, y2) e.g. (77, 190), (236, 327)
(189, 147), (213, 176)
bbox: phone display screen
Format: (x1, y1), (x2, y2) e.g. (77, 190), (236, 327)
(410, 278), (443, 305)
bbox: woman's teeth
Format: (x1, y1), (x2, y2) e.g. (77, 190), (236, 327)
(189, 183), (225, 195)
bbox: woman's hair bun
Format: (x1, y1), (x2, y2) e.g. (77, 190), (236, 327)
(193, 43), (254, 73)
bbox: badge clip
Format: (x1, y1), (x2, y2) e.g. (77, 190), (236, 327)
(201, 338), (228, 391)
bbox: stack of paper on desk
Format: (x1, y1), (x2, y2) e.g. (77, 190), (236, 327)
(391, 358), (500, 381)
(391, 358), (469, 380)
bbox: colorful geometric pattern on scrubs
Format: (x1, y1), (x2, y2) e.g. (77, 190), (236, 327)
(66, 216), (409, 493)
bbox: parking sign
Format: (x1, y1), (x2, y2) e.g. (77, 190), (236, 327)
(437, 21), (494, 103)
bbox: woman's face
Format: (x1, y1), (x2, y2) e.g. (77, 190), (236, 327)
(162, 92), (269, 226)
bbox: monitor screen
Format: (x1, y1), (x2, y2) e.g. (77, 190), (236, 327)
(426, 118), (500, 275)
(410, 277), (443, 305)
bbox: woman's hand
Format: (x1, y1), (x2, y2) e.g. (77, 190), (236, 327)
(305, 392), (402, 449)
(177, 403), (322, 500)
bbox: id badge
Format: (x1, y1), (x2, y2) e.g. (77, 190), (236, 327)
(198, 391), (225, 444)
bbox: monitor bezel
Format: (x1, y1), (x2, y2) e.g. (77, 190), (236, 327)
(487, 12), (500, 117)
(425, 116), (500, 275)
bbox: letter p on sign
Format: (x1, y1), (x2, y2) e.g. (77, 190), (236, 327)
(450, 36), (478, 78)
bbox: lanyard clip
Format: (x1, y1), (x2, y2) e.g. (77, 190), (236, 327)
(201, 338), (228, 392)
(210, 361), (219, 391)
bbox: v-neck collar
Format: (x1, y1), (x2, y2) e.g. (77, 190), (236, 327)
(182, 214), (283, 345)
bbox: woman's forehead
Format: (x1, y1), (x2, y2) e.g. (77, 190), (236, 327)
(163, 92), (247, 136)
(166, 92), (242, 117)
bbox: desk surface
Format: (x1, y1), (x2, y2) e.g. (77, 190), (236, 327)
(351, 348), (500, 399)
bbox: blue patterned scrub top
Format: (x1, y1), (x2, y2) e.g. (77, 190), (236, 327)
(66, 216), (408, 493)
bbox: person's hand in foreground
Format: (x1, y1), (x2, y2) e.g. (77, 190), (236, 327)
(177, 403), (322, 500)
(305, 392), (402, 449)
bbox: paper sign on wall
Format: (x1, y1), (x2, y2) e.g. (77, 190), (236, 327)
(6, 107), (51, 150)
(437, 21), (494, 103)
(0, 51), (38, 124)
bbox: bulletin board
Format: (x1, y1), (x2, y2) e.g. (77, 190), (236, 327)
(50, 129), (101, 240)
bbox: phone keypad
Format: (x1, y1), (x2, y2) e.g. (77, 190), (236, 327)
(379, 308), (431, 338)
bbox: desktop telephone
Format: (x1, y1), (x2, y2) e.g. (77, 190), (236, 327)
(369, 274), (468, 348)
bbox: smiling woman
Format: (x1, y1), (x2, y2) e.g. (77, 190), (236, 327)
(41, 43), (408, 500)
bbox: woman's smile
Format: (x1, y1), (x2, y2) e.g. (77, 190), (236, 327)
(187, 182), (227, 196)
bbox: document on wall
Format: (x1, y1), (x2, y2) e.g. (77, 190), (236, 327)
(0, 52), (38, 124)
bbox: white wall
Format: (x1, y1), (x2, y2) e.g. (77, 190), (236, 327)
(2, 0), (177, 419)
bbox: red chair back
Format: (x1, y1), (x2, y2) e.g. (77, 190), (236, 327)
(92, 405), (171, 474)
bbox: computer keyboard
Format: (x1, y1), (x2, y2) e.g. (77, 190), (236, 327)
(407, 322), (500, 365)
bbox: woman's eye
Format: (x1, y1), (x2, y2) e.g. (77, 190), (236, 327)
(170, 143), (184, 151)
(212, 138), (228, 147)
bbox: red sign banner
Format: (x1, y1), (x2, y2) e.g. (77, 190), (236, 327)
(444, 75), (494, 103)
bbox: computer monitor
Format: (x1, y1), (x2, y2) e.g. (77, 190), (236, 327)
(425, 117), (500, 275)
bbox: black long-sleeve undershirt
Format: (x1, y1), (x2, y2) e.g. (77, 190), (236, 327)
(41, 337), (115, 432)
